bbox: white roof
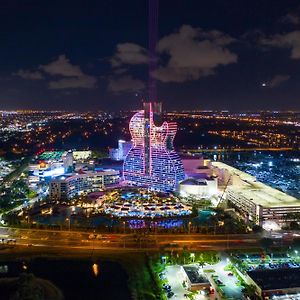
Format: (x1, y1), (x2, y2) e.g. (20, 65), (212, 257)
(212, 161), (300, 208)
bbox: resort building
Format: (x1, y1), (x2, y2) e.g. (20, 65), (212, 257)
(28, 150), (74, 183)
(123, 102), (185, 191)
(49, 170), (120, 200)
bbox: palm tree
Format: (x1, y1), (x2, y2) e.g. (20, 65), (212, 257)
(259, 238), (273, 251)
(182, 245), (189, 264)
(243, 284), (258, 299)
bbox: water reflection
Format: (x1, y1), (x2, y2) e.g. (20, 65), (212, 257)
(92, 263), (99, 277)
(0, 259), (131, 300)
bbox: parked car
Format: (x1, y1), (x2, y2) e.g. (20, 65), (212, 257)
(162, 284), (171, 291)
(167, 291), (174, 298)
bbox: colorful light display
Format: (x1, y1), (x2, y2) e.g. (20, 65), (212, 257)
(123, 102), (185, 191)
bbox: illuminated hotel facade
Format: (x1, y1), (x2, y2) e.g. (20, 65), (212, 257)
(49, 170), (120, 200)
(123, 102), (185, 191)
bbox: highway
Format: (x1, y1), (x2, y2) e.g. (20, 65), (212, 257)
(183, 147), (294, 153)
(0, 226), (261, 251)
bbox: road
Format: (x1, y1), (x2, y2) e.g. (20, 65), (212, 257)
(205, 253), (243, 299)
(0, 226), (261, 251)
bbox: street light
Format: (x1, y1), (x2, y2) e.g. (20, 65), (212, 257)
(188, 221), (191, 234)
(66, 218), (70, 231)
(190, 253), (195, 263)
(161, 256), (167, 264)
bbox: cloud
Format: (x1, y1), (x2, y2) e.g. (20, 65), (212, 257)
(39, 54), (84, 77)
(111, 43), (148, 67)
(113, 68), (128, 75)
(48, 76), (97, 90)
(108, 75), (145, 94)
(153, 25), (237, 83)
(13, 55), (97, 89)
(281, 8), (300, 25)
(268, 74), (290, 88)
(41, 55), (97, 89)
(260, 31), (300, 59)
(107, 25), (237, 92)
(13, 69), (44, 80)
(282, 13), (300, 25)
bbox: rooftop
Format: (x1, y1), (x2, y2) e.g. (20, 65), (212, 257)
(212, 161), (300, 208)
(52, 169), (119, 182)
(180, 178), (207, 186)
(248, 268), (300, 291)
(183, 265), (209, 284)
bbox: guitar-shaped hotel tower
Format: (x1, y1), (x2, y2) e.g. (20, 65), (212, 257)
(123, 1), (184, 191)
(123, 102), (185, 191)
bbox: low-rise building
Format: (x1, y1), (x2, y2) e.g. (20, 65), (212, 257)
(49, 170), (120, 200)
(246, 268), (300, 299)
(72, 150), (92, 162)
(181, 265), (211, 291)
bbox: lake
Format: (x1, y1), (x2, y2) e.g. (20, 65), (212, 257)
(0, 258), (132, 300)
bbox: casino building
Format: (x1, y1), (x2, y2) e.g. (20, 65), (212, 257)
(123, 102), (185, 191)
(211, 161), (300, 227)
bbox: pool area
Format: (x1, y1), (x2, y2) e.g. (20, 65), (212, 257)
(32, 206), (214, 230)
(100, 188), (193, 219)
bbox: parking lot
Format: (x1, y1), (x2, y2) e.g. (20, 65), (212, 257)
(164, 265), (187, 299)
(158, 251), (300, 300)
(204, 254), (243, 300)
(233, 252), (300, 272)
(162, 255), (243, 299)
(271, 294), (300, 300)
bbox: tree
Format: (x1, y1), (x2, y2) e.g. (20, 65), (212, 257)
(191, 204), (198, 216)
(286, 212), (300, 222)
(292, 238), (300, 249)
(243, 284), (258, 299)
(290, 221), (300, 230)
(8, 273), (64, 300)
(10, 273), (44, 300)
(182, 246), (190, 264)
(252, 225), (263, 233)
(259, 238), (273, 251)
(224, 219), (236, 234)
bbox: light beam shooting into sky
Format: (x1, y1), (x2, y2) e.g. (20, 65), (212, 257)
(148, 0), (159, 101)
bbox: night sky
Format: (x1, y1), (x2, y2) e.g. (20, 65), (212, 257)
(1, 0), (300, 111)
